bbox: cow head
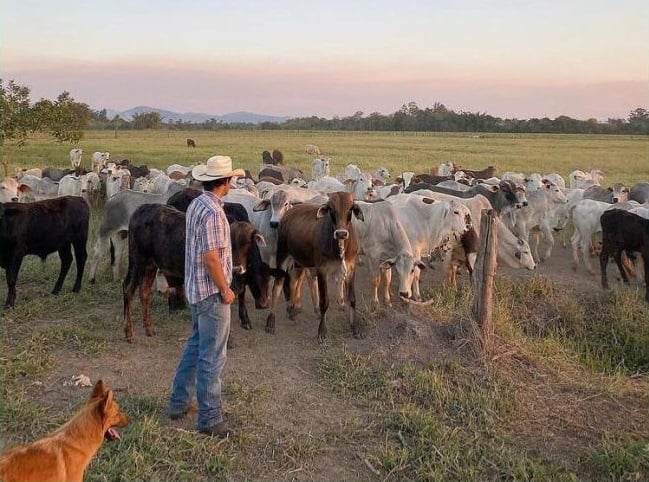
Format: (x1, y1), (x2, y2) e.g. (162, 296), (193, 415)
(515, 238), (536, 270)
(500, 180), (528, 208)
(316, 191), (364, 241)
(1, 178), (19, 203)
(611, 183), (629, 203)
(543, 181), (568, 204)
(380, 252), (426, 299)
(254, 190), (296, 229)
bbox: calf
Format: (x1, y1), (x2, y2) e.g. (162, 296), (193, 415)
(88, 184), (185, 283)
(599, 209), (649, 302)
(0, 197), (89, 308)
(583, 183), (630, 203)
(1, 178), (20, 203)
(69, 148), (83, 169)
(123, 204), (271, 342)
(266, 192), (364, 342)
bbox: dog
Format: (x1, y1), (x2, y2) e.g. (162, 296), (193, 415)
(0, 379), (129, 482)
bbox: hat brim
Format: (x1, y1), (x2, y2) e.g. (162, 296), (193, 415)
(191, 166), (246, 182)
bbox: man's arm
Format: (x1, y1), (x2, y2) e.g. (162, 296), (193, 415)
(204, 249), (236, 305)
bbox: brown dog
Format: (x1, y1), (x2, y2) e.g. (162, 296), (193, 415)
(0, 379), (129, 482)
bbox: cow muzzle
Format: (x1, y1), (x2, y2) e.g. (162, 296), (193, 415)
(334, 229), (349, 240)
(233, 265), (246, 275)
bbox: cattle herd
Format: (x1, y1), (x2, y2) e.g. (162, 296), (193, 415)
(1, 147), (648, 345)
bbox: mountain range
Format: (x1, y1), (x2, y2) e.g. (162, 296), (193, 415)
(102, 106), (290, 124)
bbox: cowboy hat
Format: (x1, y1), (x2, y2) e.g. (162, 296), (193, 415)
(191, 155), (245, 182)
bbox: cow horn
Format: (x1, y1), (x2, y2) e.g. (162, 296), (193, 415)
(399, 295), (436, 306)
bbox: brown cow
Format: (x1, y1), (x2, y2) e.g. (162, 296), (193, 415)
(186, 138), (196, 148)
(265, 191), (364, 342)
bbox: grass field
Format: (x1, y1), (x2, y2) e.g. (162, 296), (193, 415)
(3, 130), (648, 184)
(1, 130), (649, 481)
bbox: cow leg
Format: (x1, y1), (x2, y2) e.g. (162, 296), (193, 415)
(166, 276), (186, 312)
(412, 265), (422, 301)
(307, 269), (320, 314)
(582, 235), (595, 275)
(237, 285), (252, 329)
(614, 249), (630, 285)
(88, 235), (110, 283)
(71, 238), (88, 293)
(571, 232), (581, 271)
(53, 244), (73, 295)
(287, 268), (305, 320)
(122, 258), (146, 343)
(371, 270), (381, 304)
(539, 224), (554, 262)
(3, 256), (24, 308)
(265, 273), (286, 335)
(643, 249), (649, 302)
(316, 270), (329, 343)
(346, 267), (363, 339)
(599, 246), (610, 290)
(140, 264), (158, 337)
(111, 231), (128, 282)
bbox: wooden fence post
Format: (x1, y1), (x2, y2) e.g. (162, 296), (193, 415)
(471, 209), (499, 354)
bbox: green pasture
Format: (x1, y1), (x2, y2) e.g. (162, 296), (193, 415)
(3, 130), (648, 184)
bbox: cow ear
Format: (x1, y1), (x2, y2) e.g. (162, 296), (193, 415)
(352, 204), (364, 221)
(253, 199), (271, 211)
(607, 186), (613, 192)
(343, 178), (354, 185)
(379, 258), (396, 269)
(254, 232), (267, 247)
(421, 197), (435, 205)
(489, 185), (499, 192)
(316, 205), (329, 218)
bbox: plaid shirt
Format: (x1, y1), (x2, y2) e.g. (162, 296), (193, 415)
(184, 191), (232, 304)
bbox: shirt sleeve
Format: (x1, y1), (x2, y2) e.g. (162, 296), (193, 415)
(202, 209), (229, 252)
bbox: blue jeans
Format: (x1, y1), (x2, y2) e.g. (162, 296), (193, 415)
(168, 293), (230, 430)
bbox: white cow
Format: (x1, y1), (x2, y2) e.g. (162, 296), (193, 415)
(386, 194), (472, 300)
(373, 166), (390, 184)
(543, 173), (566, 189)
(307, 175), (346, 193)
(512, 182), (568, 260)
(1, 178), (20, 202)
(568, 169), (604, 189)
(57, 174), (89, 198)
(444, 218), (536, 287)
(437, 161), (455, 176)
(105, 167), (131, 199)
(311, 157), (331, 180)
(352, 201), (424, 303)
(16, 175), (59, 201)
(91, 152), (110, 173)
(70, 148), (83, 169)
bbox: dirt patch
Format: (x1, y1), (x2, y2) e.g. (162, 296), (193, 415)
(1, 240), (647, 479)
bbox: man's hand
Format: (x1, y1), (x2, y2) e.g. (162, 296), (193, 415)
(221, 287), (236, 305)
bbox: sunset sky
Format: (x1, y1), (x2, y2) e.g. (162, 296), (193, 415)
(2, 0), (647, 120)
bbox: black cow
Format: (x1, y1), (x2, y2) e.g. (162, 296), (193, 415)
(122, 204), (271, 342)
(599, 209), (649, 302)
(0, 197), (89, 308)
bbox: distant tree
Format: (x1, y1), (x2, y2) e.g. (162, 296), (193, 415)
(628, 107), (649, 134)
(0, 78), (33, 146)
(40, 92), (91, 143)
(132, 111), (163, 129)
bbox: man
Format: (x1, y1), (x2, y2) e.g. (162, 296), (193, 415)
(168, 155), (244, 438)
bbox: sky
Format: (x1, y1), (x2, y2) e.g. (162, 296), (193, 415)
(2, 0), (648, 121)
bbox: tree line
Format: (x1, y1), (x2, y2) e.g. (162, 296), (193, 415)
(2, 79), (648, 146)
